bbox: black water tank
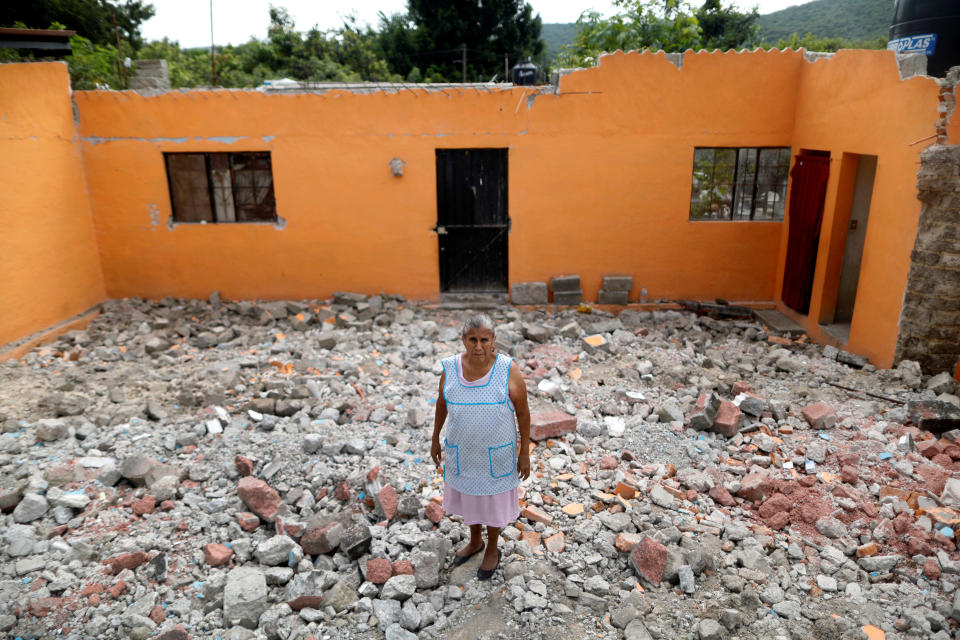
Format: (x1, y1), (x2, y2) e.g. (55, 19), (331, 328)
(889, 0), (960, 77)
(511, 60), (538, 85)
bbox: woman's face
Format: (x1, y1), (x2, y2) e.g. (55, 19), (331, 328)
(462, 328), (495, 364)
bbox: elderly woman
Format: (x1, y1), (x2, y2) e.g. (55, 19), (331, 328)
(430, 313), (531, 580)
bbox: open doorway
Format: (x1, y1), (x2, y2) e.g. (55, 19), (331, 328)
(819, 154), (877, 341)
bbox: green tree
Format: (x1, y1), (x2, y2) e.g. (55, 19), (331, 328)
(767, 32), (886, 52)
(0, 0), (155, 51)
(556, 0), (757, 68)
(402, 0), (544, 82)
(697, 0), (758, 51)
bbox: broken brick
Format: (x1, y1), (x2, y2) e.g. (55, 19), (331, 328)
(529, 411), (577, 441)
(237, 512), (260, 532)
(363, 557), (392, 584)
(237, 476), (283, 522)
(543, 531), (565, 553)
(521, 505), (553, 525)
(520, 530), (542, 551)
(391, 560), (414, 576)
(203, 543), (233, 567)
(711, 400), (743, 438)
(376, 484), (398, 520)
(425, 501), (444, 523)
(630, 536), (668, 585)
(131, 495), (156, 516)
(802, 402), (837, 429)
(104, 551), (149, 575)
(234, 455), (254, 477)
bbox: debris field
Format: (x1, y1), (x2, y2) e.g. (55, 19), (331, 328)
(2, 294), (960, 640)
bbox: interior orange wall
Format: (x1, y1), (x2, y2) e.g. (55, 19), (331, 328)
(775, 50), (940, 368)
(74, 50), (804, 304)
(0, 62), (105, 347)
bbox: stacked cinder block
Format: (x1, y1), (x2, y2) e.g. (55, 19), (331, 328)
(510, 282), (548, 305)
(129, 59), (171, 91)
(598, 275), (633, 305)
(550, 275), (582, 305)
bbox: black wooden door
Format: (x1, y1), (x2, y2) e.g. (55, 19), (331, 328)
(435, 148), (509, 293)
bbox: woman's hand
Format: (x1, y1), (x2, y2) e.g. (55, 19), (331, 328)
(430, 438), (443, 470)
(517, 451), (531, 480)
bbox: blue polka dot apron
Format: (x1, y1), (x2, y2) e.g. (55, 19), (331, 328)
(441, 353), (520, 496)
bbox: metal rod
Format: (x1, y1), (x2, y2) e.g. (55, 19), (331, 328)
(823, 380), (906, 405)
(210, 0), (217, 86)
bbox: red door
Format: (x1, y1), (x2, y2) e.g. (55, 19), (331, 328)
(782, 155), (830, 314)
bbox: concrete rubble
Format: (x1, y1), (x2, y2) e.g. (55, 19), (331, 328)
(1, 295), (960, 639)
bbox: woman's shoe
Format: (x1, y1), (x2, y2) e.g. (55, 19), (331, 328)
(452, 544), (484, 566)
(476, 551), (501, 581)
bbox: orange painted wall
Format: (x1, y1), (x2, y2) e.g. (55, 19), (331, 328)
(0, 62), (105, 347)
(74, 50), (805, 304)
(774, 50), (940, 368)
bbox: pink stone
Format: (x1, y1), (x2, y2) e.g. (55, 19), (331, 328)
(801, 402), (837, 429)
(521, 505), (553, 525)
(377, 484), (398, 520)
(425, 501), (444, 524)
(599, 456), (618, 470)
(204, 543), (234, 567)
(104, 551), (149, 575)
(711, 400), (743, 438)
(918, 440), (943, 460)
(529, 411), (577, 441)
(544, 532), (566, 553)
(237, 512), (260, 532)
(237, 476), (283, 522)
(840, 465), (859, 484)
(709, 485), (736, 507)
(334, 482), (350, 501)
(758, 494), (793, 519)
(737, 472), (774, 503)
(234, 455), (254, 477)
(392, 560), (414, 576)
(630, 536), (668, 585)
(767, 512), (790, 530)
(923, 558), (941, 580)
(364, 557), (392, 584)
(131, 495), (156, 516)
(149, 605), (166, 625)
(732, 381), (752, 395)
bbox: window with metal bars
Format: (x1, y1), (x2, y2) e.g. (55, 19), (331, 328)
(689, 147), (791, 221)
(164, 152), (276, 223)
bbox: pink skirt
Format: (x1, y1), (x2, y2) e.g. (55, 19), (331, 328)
(443, 485), (520, 527)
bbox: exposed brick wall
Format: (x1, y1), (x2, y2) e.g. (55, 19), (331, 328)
(895, 144), (960, 375)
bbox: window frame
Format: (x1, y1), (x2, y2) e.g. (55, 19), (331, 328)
(164, 151), (277, 224)
(689, 146), (791, 222)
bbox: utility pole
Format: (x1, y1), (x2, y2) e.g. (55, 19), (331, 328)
(461, 44), (466, 83)
(210, 0), (217, 86)
(504, 53), (509, 83)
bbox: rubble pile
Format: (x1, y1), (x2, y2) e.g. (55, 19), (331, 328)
(2, 295), (960, 640)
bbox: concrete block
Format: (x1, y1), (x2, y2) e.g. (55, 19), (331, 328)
(597, 290), (628, 305)
(549, 275), (581, 293)
(552, 290), (582, 305)
(511, 282), (548, 305)
(601, 276), (633, 292)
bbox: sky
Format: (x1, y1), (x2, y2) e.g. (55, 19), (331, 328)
(141, 0), (810, 49)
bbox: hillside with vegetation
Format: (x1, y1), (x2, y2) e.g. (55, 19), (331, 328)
(757, 0), (894, 42)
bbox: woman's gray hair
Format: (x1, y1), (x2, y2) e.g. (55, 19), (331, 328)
(461, 313), (495, 337)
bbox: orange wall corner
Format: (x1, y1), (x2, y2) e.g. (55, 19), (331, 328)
(0, 62), (106, 348)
